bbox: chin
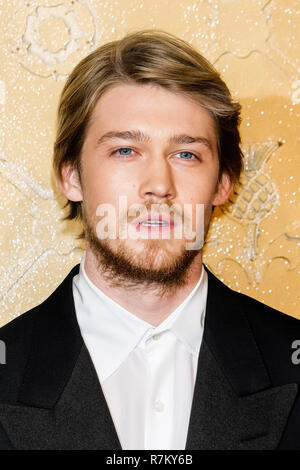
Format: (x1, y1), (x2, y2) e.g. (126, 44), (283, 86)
(125, 238), (187, 264)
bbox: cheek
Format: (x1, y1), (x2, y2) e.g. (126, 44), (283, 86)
(82, 168), (136, 216)
(182, 180), (217, 206)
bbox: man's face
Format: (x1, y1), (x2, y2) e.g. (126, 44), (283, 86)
(60, 83), (232, 292)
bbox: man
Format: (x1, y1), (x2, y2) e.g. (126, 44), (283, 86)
(0, 29), (299, 450)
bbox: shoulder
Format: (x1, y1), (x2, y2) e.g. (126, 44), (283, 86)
(225, 279), (300, 384)
(0, 304), (40, 403)
(206, 265), (299, 332)
(239, 290), (300, 384)
(0, 263), (80, 339)
(235, 287), (300, 336)
(0, 264), (80, 403)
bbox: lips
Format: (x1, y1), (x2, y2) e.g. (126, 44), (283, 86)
(129, 213), (176, 234)
(132, 213), (175, 228)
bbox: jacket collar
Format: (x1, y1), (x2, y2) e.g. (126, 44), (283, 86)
(185, 266), (297, 450)
(203, 265), (272, 395)
(18, 264), (82, 408)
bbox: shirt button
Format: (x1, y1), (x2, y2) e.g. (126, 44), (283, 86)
(152, 333), (162, 341)
(154, 400), (165, 412)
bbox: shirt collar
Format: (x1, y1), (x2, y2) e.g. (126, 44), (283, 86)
(73, 252), (208, 382)
(147, 267), (207, 356)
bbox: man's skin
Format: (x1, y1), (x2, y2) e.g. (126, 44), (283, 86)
(58, 83), (233, 326)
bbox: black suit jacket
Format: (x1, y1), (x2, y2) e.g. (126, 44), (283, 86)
(0, 264), (300, 450)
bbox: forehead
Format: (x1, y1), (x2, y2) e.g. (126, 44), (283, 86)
(88, 83), (217, 144)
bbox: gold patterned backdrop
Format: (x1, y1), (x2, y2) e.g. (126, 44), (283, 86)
(0, 0), (299, 326)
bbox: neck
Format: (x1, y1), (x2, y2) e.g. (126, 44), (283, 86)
(83, 248), (203, 326)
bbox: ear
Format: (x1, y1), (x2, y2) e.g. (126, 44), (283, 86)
(56, 163), (83, 202)
(212, 172), (234, 206)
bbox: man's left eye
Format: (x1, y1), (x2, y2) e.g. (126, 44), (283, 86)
(176, 151), (197, 160)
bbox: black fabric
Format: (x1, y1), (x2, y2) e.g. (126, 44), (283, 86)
(0, 263), (300, 449)
(203, 266), (272, 395)
(0, 421), (13, 449)
(0, 345), (121, 449)
(19, 264), (83, 408)
(186, 341), (297, 450)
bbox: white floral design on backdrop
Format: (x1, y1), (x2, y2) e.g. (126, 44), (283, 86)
(10, 0), (99, 80)
(22, 5), (83, 65)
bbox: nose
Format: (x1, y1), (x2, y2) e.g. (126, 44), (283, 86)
(138, 154), (176, 201)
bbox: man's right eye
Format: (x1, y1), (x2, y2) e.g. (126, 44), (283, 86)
(111, 148), (133, 156)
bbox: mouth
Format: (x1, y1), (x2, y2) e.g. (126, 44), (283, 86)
(132, 214), (175, 233)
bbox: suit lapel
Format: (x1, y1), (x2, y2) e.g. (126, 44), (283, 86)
(0, 344), (121, 449)
(186, 340), (297, 450)
(202, 266), (271, 395)
(0, 265), (121, 449)
(186, 267), (298, 450)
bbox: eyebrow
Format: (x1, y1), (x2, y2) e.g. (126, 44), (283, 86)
(96, 129), (213, 151)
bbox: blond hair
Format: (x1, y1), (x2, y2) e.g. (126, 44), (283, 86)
(53, 29), (243, 220)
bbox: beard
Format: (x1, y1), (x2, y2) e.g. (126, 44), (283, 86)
(82, 204), (202, 297)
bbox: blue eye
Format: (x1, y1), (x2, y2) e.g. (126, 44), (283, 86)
(115, 148), (133, 156)
(177, 151), (197, 160)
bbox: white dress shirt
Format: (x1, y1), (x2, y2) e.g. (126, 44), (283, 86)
(72, 252), (208, 450)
